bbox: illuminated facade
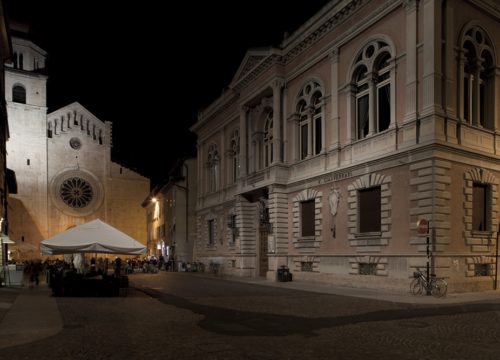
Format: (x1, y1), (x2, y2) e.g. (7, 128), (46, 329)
(143, 157), (197, 266)
(4, 27), (149, 259)
(0, 0), (12, 268)
(191, 0), (500, 293)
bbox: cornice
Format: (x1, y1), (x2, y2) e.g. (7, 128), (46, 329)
(468, 0), (500, 20)
(231, 0), (401, 92)
(231, 53), (283, 92)
(281, 0), (370, 64)
(191, 93), (239, 134)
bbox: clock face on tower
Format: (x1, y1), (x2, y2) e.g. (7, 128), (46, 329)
(69, 137), (82, 150)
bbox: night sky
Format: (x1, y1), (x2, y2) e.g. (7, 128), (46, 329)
(5, 0), (331, 188)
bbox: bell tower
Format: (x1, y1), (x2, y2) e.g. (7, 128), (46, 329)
(4, 21), (49, 244)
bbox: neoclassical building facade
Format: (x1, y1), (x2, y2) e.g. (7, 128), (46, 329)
(4, 27), (149, 259)
(190, 0), (500, 293)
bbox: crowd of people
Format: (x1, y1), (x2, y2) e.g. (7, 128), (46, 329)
(4, 254), (201, 288)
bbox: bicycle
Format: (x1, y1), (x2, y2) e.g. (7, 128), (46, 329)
(410, 268), (447, 297)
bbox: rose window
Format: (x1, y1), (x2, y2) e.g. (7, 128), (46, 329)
(59, 177), (94, 208)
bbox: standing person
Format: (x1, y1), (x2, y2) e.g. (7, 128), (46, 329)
(114, 257), (122, 276)
(32, 260), (42, 285)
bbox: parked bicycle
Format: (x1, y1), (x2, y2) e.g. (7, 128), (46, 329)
(410, 268), (447, 297)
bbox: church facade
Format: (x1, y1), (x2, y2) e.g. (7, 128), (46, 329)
(190, 0), (500, 293)
(4, 28), (149, 259)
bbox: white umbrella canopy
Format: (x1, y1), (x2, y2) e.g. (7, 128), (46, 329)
(40, 219), (146, 256)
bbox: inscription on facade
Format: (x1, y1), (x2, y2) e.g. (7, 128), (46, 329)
(319, 171), (352, 184)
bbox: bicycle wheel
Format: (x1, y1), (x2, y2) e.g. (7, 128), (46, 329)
(410, 278), (423, 295)
(431, 278), (447, 297)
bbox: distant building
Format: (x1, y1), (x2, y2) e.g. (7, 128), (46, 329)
(143, 157), (197, 268)
(4, 24), (149, 260)
(190, 0), (500, 293)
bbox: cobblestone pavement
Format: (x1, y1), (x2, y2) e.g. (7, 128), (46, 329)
(1, 272), (500, 359)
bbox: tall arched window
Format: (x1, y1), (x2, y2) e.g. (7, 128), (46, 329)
(12, 52), (18, 69)
(12, 84), (26, 104)
(296, 81), (324, 160)
(351, 41), (393, 140)
(47, 122), (53, 138)
(460, 26), (495, 130)
(207, 144), (219, 193)
(230, 130), (240, 183)
(264, 112), (273, 167)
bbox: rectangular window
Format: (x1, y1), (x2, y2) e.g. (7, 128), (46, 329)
(300, 122), (308, 160)
(359, 263), (377, 275)
(231, 215), (237, 243)
(301, 200), (315, 237)
(378, 84), (390, 132)
(359, 187), (381, 233)
(357, 94), (369, 139)
(473, 183), (490, 231)
(314, 116), (322, 155)
(208, 219), (215, 245)
(301, 261), (313, 272)
(474, 263), (489, 276)
(463, 76), (469, 122)
(479, 82), (485, 127)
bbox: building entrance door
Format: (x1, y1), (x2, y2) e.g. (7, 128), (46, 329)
(259, 224), (269, 277)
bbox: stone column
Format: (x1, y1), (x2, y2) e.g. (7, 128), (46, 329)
(239, 106), (248, 177)
(368, 76), (376, 135)
(272, 79), (284, 165)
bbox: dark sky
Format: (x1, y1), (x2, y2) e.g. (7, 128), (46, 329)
(5, 0), (331, 188)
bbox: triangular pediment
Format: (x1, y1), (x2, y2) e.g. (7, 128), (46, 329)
(229, 47), (276, 87)
(47, 101), (103, 124)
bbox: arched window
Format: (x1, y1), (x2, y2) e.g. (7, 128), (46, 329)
(12, 84), (26, 104)
(207, 144), (219, 193)
(296, 81), (323, 160)
(230, 130), (240, 183)
(264, 111), (273, 167)
(460, 26), (495, 130)
(47, 122), (53, 138)
(351, 41), (393, 140)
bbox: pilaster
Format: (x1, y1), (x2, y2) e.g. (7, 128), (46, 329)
(329, 48), (340, 150)
(268, 185), (288, 255)
(239, 106), (248, 177)
(404, 0), (419, 124)
(272, 79), (284, 165)
(421, 0), (444, 116)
